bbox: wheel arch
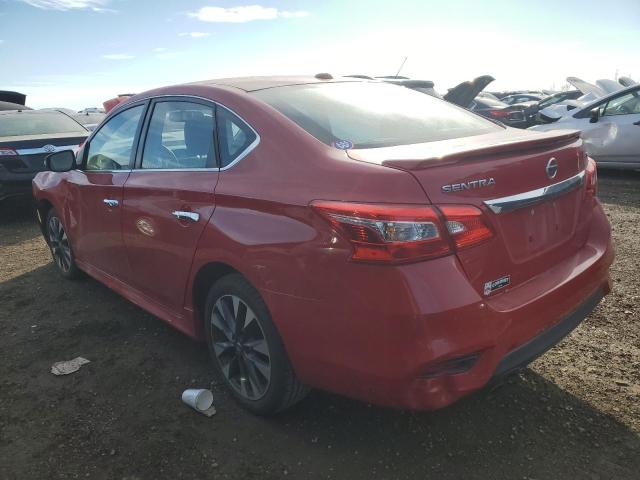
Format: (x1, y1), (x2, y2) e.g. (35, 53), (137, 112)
(35, 198), (55, 242)
(191, 261), (243, 338)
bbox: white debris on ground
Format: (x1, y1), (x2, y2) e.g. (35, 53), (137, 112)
(182, 388), (217, 417)
(50, 357), (91, 376)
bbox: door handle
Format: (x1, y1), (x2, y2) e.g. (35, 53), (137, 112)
(633, 120), (640, 125)
(172, 211), (200, 222)
(103, 199), (119, 207)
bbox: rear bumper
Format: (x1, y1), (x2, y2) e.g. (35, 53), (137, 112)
(0, 179), (33, 201)
(266, 202), (614, 410)
(491, 287), (604, 380)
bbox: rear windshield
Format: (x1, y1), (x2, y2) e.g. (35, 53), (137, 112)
(476, 97), (508, 108)
(252, 82), (500, 149)
(0, 112), (87, 137)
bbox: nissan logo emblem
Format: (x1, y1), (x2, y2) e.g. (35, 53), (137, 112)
(43, 144), (56, 153)
(546, 157), (558, 179)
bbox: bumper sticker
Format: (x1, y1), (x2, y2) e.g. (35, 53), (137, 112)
(333, 139), (353, 150)
(484, 275), (510, 296)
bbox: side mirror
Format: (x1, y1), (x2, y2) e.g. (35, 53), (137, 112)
(589, 108), (600, 124)
(45, 150), (76, 172)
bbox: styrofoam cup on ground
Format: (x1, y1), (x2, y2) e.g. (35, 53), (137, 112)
(182, 389), (214, 412)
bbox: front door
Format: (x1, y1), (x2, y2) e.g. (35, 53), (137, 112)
(121, 99), (219, 312)
(585, 89), (640, 166)
(65, 103), (146, 281)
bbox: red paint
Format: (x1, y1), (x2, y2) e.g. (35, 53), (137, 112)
(33, 78), (613, 410)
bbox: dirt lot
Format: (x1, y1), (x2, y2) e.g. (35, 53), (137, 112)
(1, 171), (638, 480)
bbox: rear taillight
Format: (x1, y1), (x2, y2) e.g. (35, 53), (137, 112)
(585, 156), (598, 195)
(488, 110), (508, 118)
(439, 205), (494, 250)
(0, 147), (17, 156)
(311, 201), (494, 264)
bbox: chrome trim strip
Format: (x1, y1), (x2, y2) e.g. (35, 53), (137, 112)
(72, 169), (132, 174)
(484, 170), (586, 214)
(115, 94), (261, 172)
(129, 168), (219, 173)
(16, 144), (79, 155)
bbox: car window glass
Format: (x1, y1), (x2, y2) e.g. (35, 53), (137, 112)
(217, 107), (257, 168)
(253, 83), (499, 149)
(603, 91), (640, 116)
(141, 101), (215, 169)
(0, 112), (87, 137)
(86, 105), (143, 171)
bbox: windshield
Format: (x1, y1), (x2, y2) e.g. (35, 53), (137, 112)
(0, 111), (87, 137)
(252, 82), (500, 149)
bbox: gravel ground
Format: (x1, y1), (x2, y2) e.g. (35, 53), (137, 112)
(0, 170), (638, 480)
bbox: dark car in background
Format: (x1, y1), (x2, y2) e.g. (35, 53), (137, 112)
(0, 109), (88, 202)
(469, 97), (528, 128)
(501, 93), (546, 105)
(0, 90), (31, 112)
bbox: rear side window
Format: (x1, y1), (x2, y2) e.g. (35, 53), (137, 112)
(252, 82), (499, 149)
(216, 107), (257, 168)
(86, 105), (143, 171)
(0, 112), (87, 137)
(141, 101), (215, 169)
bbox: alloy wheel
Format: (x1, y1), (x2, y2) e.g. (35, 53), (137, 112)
(210, 294), (271, 400)
(48, 216), (71, 273)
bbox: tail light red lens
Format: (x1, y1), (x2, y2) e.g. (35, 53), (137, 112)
(311, 201), (494, 264)
(311, 201), (451, 263)
(585, 156), (598, 195)
(439, 205), (494, 250)
(488, 109), (510, 119)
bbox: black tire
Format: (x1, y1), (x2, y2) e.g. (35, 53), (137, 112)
(204, 273), (309, 415)
(45, 209), (81, 280)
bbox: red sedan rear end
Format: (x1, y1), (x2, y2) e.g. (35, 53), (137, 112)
(33, 77), (613, 414)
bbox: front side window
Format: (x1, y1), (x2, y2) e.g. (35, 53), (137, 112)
(141, 101), (215, 169)
(86, 105), (143, 171)
(216, 107), (257, 168)
(252, 82), (500, 149)
(603, 90), (640, 116)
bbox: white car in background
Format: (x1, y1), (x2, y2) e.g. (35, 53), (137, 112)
(530, 84), (640, 170)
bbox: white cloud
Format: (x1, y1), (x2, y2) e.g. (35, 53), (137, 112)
(278, 10), (309, 19)
(19, 0), (114, 12)
(102, 53), (134, 60)
(189, 5), (309, 23)
(179, 31), (210, 38)
(155, 51), (179, 60)
(153, 47), (168, 53)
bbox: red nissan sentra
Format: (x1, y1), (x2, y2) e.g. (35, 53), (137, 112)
(33, 76), (613, 414)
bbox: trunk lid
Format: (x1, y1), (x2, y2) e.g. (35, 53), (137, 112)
(348, 129), (591, 297)
(566, 77), (606, 98)
(0, 133), (87, 174)
(444, 75), (495, 107)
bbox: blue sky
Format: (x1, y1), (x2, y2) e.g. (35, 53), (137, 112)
(1, 0), (639, 109)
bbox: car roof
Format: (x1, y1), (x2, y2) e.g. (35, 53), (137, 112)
(0, 108), (66, 116)
(191, 75), (362, 92)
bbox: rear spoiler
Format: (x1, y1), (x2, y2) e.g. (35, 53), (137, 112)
(348, 130), (582, 171)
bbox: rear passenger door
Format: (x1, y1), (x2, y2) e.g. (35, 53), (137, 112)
(121, 98), (219, 312)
